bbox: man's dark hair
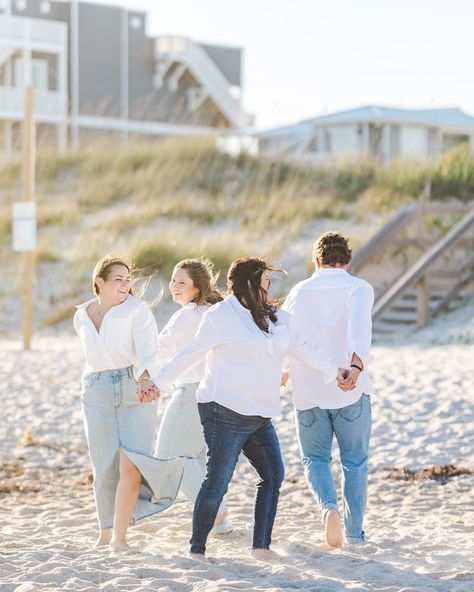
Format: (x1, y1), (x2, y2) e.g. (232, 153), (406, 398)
(313, 231), (352, 266)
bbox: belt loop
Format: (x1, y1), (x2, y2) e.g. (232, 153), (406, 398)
(127, 367), (132, 379)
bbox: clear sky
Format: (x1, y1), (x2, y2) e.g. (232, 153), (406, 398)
(88, 0), (474, 130)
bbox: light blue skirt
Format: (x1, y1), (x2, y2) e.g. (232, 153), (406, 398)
(81, 367), (185, 529)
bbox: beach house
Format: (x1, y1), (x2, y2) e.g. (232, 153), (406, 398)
(0, 0), (252, 151)
(256, 105), (474, 164)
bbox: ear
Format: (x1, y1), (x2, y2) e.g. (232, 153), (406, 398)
(96, 277), (105, 292)
(315, 258), (322, 269)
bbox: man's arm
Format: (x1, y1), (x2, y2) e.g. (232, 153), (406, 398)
(343, 283), (374, 389)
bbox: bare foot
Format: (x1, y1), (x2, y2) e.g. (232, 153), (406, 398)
(188, 552), (209, 562)
(109, 538), (130, 552)
(325, 509), (343, 549)
(250, 548), (280, 561)
(94, 529), (112, 548)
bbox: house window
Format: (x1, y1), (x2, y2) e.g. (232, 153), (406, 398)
(13, 58), (49, 91)
(15, 0), (27, 10)
(40, 1), (51, 14)
(324, 130), (332, 152)
(130, 15), (142, 29)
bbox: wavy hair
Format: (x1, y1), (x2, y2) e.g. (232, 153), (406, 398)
(227, 257), (282, 333)
(174, 258), (223, 305)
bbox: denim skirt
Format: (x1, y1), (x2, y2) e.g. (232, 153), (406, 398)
(81, 367), (184, 529)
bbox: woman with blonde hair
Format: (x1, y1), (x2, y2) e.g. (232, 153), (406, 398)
(74, 255), (183, 550)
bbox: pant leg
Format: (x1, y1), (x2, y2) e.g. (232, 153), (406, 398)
(296, 406), (338, 521)
(81, 372), (120, 530)
(155, 384), (227, 515)
(190, 402), (251, 554)
(116, 370), (157, 454)
(333, 394), (372, 543)
(241, 419), (284, 549)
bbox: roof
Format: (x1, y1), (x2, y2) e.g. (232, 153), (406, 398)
(257, 105), (474, 137)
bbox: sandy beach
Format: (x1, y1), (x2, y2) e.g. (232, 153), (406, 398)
(1, 303), (473, 592)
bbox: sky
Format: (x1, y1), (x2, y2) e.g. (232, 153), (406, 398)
(87, 0), (474, 130)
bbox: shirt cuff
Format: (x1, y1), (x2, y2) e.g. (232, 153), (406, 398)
(322, 363), (339, 386)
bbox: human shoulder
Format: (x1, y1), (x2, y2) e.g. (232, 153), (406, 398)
(349, 275), (374, 295)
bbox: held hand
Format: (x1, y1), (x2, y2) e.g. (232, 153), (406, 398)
(137, 378), (161, 404)
(280, 371), (289, 387)
(336, 367), (356, 392)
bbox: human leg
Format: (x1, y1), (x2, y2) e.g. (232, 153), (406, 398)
(242, 419), (284, 550)
(190, 402), (253, 554)
(334, 394), (372, 543)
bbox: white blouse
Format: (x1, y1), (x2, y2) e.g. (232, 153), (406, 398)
(74, 294), (160, 381)
(157, 302), (211, 384)
(152, 295), (338, 418)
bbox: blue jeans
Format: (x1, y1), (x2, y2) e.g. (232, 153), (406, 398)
(191, 402), (285, 554)
(81, 367), (158, 529)
(296, 394), (372, 543)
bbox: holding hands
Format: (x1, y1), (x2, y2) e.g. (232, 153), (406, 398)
(137, 376), (161, 404)
(336, 365), (362, 391)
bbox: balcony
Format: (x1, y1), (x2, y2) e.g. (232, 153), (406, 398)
(0, 86), (67, 123)
(0, 14), (67, 53)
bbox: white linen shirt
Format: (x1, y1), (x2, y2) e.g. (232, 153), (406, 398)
(74, 294), (160, 381)
(157, 302), (211, 384)
(152, 294), (338, 418)
(282, 268), (374, 411)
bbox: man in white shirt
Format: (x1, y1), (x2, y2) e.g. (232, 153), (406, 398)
(282, 231), (374, 548)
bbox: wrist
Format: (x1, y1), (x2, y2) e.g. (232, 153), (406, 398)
(350, 363), (362, 372)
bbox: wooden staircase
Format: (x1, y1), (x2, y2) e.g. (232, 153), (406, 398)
(350, 186), (474, 335)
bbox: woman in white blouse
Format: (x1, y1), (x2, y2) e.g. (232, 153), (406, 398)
(74, 255), (183, 550)
(152, 257), (346, 558)
(153, 259), (230, 533)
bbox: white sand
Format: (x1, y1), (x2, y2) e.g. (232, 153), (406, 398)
(1, 306), (473, 592)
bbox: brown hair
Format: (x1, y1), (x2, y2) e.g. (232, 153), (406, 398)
(227, 257), (281, 333)
(92, 254), (133, 296)
(174, 258), (223, 305)
(313, 231), (352, 266)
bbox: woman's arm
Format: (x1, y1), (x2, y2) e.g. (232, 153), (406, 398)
(287, 329), (339, 385)
(153, 311), (220, 391)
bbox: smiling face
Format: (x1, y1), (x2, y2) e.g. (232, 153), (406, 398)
(169, 267), (199, 306)
(95, 264), (131, 305)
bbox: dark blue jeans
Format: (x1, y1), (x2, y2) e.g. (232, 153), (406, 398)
(190, 401), (285, 554)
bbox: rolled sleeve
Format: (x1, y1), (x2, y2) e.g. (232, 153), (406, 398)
(347, 284), (374, 369)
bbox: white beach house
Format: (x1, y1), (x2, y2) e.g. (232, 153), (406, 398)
(256, 105), (474, 164)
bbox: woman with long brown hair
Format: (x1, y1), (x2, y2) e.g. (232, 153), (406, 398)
(154, 259), (230, 533)
(152, 257), (346, 557)
(74, 255), (183, 550)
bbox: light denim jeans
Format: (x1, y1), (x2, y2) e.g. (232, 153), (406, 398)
(155, 383), (227, 517)
(81, 367), (158, 529)
(296, 394), (372, 544)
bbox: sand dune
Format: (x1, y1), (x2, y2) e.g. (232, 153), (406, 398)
(1, 306), (473, 591)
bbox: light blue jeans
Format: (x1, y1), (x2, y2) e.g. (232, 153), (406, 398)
(81, 367), (158, 529)
(296, 394), (372, 544)
(155, 383), (227, 517)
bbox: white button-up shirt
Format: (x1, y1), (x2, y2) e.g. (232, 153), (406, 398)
(152, 294), (338, 418)
(282, 268), (374, 410)
(157, 302), (211, 384)
(74, 294), (160, 381)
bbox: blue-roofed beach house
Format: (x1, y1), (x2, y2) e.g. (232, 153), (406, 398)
(256, 105), (474, 164)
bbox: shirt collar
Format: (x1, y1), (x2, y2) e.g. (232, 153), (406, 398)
(228, 294), (253, 317)
(312, 267), (349, 278)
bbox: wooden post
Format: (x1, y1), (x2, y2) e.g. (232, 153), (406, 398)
(22, 87), (36, 350)
(416, 179), (431, 328)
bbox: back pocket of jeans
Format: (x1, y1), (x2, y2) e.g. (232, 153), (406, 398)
(339, 397), (363, 422)
(298, 409), (315, 428)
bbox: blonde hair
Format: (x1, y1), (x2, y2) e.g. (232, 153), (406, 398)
(92, 254), (132, 296)
(174, 258), (223, 305)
